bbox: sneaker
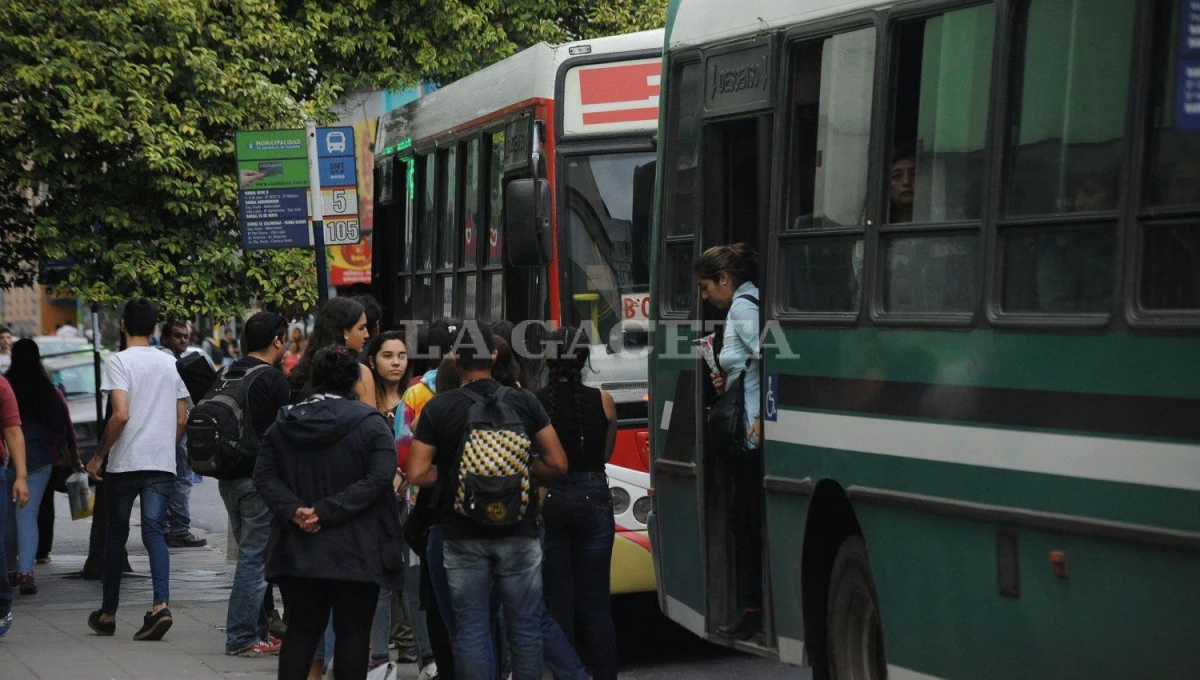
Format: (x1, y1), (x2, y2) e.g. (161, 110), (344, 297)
(230, 639), (282, 657)
(17, 572), (36, 595)
(165, 532), (208, 548)
(417, 661), (439, 680)
(0, 613), (11, 638)
(35, 556), (51, 565)
(88, 609), (116, 636)
(133, 607), (173, 641)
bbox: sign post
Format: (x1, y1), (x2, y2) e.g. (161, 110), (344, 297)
(305, 121), (330, 303)
(235, 124), (363, 303)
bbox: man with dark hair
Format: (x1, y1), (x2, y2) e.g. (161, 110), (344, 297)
(159, 321), (208, 549)
(219, 311), (291, 657)
(0, 327), (14, 374)
(407, 321), (568, 679)
(86, 297), (190, 641)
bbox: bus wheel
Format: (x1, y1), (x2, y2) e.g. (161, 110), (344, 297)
(826, 537), (885, 680)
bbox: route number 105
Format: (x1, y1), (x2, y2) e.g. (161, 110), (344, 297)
(324, 218), (361, 245)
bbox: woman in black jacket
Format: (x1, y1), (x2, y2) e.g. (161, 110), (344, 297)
(254, 346), (404, 680)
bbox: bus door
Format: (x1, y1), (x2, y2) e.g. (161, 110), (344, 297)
(697, 110), (774, 647)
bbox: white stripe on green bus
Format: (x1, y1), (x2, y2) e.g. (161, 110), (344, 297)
(765, 409), (1200, 493)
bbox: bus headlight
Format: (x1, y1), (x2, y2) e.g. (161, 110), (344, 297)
(611, 487), (631, 515)
(632, 497), (651, 525)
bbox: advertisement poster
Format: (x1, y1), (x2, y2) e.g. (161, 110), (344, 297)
(330, 117), (377, 286)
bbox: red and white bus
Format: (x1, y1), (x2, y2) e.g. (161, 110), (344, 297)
(372, 29), (663, 594)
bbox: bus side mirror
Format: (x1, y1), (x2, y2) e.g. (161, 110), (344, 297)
(505, 178), (552, 268)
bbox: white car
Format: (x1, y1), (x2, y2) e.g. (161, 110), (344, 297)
(44, 355), (108, 456)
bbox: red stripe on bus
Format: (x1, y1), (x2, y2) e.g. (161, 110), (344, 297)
(579, 63), (661, 106)
(615, 524), (652, 552)
(582, 107), (659, 125)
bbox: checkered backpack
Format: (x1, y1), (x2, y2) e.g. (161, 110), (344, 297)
(448, 387), (534, 528)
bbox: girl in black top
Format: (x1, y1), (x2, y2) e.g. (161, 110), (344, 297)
(535, 326), (618, 680)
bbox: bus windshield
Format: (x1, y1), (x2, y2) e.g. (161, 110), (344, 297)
(563, 151), (656, 343)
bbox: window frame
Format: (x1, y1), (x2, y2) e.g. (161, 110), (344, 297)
(1124, 0), (1200, 329)
(659, 53), (705, 320)
(866, 1), (999, 328)
(456, 135), (484, 319)
(773, 14), (882, 327)
(985, 0), (1143, 330)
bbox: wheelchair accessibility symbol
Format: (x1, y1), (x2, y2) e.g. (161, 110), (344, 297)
(765, 372), (778, 422)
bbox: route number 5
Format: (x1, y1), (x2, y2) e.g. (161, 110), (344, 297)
(331, 189), (347, 214)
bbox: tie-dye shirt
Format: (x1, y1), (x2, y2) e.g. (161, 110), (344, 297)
(394, 368), (438, 469)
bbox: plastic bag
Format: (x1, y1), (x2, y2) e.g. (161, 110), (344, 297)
(67, 471), (94, 520)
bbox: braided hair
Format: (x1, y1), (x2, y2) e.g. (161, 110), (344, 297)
(544, 326), (591, 452)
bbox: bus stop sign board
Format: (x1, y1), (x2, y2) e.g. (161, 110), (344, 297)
(235, 127), (363, 250)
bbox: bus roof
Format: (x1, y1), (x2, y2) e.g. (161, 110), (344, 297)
(667, 0), (886, 49)
(376, 29), (664, 159)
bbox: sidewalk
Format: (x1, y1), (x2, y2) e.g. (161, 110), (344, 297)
(0, 489), (422, 679)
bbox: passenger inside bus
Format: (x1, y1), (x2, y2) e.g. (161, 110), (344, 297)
(888, 145), (916, 224)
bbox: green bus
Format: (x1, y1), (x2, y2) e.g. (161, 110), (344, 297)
(646, 0), (1200, 678)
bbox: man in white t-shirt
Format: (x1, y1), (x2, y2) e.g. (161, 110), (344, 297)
(85, 298), (189, 642)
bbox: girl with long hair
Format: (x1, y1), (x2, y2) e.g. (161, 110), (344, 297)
(288, 297), (374, 407)
(535, 326), (619, 680)
(3, 339), (79, 595)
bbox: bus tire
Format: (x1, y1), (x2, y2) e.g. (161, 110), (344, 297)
(826, 536), (886, 680)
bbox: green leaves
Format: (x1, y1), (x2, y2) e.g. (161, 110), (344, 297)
(0, 0), (665, 319)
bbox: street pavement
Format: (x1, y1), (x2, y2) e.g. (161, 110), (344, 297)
(1, 481), (803, 679)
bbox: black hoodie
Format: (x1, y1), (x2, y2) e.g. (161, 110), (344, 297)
(253, 396), (404, 590)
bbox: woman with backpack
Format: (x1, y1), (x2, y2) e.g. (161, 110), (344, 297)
(254, 346), (404, 680)
(535, 326), (619, 680)
(3, 339), (81, 595)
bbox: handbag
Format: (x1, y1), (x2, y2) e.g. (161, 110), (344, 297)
(706, 368), (758, 459)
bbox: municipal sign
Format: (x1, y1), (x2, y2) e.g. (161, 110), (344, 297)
(235, 126), (363, 249)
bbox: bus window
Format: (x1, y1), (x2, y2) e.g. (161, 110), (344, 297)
(463, 138), (481, 267)
(438, 274), (454, 319)
(488, 131), (505, 267)
(402, 158), (415, 272)
(420, 154), (435, 272)
(483, 271), (504, 321)
(779, 27), (874, 314)
(1139, 0), (1200, 311)
(666, 62), (703, 237)
(1002, 228), (1114, 313)
(438, 147), (458, 270)
(885, 234), (978, 312)
(786, 27), (875, 231)
(461, 272), (478, 320)
(889, 4), (994, 224)
(1005, 0), (1135, 216)
(662, 244), (694, 314)
(415, 274), (432, 322)
(564, 152), (655, 339)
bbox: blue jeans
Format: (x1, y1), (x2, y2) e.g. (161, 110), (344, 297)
(426, 524), (454, 633)
(0, 469), (12, 617)
(444, 536), (544, 680)
(166, 442), (192, 537)
(219, 478), (271, 652)
(102, 470), (174, 615)
(4, 464), (52, 574)
(370, 588), (392, 661)
(542, 478), (618, 680)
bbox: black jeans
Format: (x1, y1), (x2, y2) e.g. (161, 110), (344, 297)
(277, 577), (380, 680)
(542, 478), (618, 680)
(727, 455), (763, 610)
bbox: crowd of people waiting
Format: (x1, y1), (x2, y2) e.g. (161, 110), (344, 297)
(0, 293), (624, 680)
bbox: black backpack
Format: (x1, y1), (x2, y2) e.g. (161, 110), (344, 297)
(176, 352), (218, 405)
(186, 364), (271, 479)
(443, 387), (535, 528)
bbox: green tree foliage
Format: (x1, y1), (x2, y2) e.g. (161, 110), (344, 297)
(0, 0), (665, 319)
